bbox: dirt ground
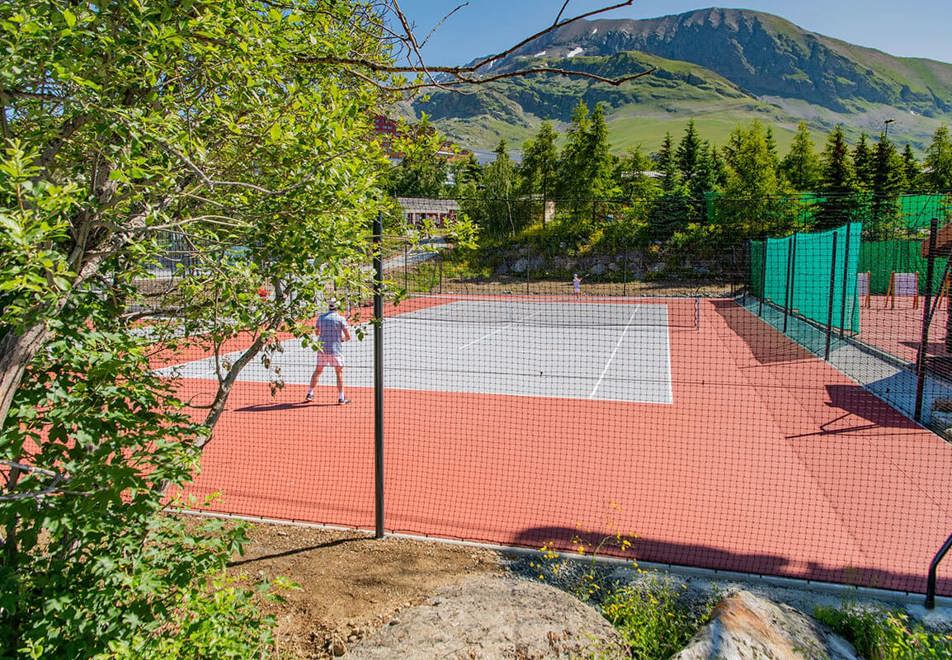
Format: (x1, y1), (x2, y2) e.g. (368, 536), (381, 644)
(229, 522), (503, 659)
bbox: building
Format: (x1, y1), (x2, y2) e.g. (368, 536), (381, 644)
(397, 197), (460, 228)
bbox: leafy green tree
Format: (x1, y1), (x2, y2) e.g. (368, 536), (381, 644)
(476, 140), (523, 236)
(925, 125), (952, 191)
(0, 0), (389, 655)
(647, 133), (693, 242)
(818, 126), (859, 230)
(387, 118), (450, 198)
(717, 122), (792, 238)
(780, 122), (821, 191)
(853, 133), (875, 190)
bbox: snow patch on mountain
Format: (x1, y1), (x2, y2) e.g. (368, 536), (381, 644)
(567, 46), (584, 58)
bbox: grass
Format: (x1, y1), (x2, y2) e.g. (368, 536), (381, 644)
(814, 604), (952, 659)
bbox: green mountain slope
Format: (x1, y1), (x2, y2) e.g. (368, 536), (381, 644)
(413, 8), (952, 154)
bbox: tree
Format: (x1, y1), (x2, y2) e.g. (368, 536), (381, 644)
(925, 125), (952, 192)
(869, 135), (906, 239)
(818, 126), (859, 230)
(780, 122), (821, 191)
(675, 121), (710, 219)
(853, 133), (875, 190)
(520, 121), (559, 224)
(387, 118), (451, 198)
(654, 133), (680, 194)
(1, 0), (387, 654)
(717, 122), (791, 238)
(476, 140), (522, 236)
(902, 144), (921, 192)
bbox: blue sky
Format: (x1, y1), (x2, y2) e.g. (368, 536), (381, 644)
(399, 1), (952, 66)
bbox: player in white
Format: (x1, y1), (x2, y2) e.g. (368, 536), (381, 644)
(572, 273), (582, 300)
(305, 301), (352, 404)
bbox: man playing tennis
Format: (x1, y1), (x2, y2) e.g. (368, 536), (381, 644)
(305, 300), (351, 404)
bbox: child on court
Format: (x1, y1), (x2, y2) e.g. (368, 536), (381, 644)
(572, 273), (582, 300)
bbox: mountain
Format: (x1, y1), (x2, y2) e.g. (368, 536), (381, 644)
(412, 8), (952, 154)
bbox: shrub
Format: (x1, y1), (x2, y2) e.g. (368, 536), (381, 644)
(814, 604), (952, 659)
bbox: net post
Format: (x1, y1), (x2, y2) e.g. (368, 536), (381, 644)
(373, 211), (385, 539)
(403, 243), (408, 293)
(824, 231), (839, 361)
(838, 223), (851, 339)
(439, 253), (443, 295)
(526, 247), (530, 295)
(623, 252), (628, 297)
(915, 218), (939, 422)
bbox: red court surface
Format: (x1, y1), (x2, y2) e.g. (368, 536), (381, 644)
(169, 297), (952, 595)
(859, 294), (951, 365)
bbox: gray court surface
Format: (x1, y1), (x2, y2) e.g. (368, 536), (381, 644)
(159, 301), (675, 404)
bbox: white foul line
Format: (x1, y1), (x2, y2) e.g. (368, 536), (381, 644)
(589, 310), (638, 399)
(459, 310), (542, 350)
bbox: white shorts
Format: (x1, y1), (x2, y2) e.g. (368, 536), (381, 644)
(317, 354), (344, 368)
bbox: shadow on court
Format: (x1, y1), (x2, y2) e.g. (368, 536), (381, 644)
(710, 299), (813, 365)
(235, 401), (341, 413)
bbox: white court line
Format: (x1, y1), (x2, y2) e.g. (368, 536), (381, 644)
(589, 310), (638, 399)
(458, 310), (543, 350)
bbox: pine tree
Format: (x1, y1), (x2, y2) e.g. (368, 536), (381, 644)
(765, 126), (780, 172)
(870, 135), (905, 239)
(586, 103), (617, 204)
(654, 132), (680, 194)
(720, 122), (789, 236)
(519, 121), (558, 224)
(556, 100), (592, 213)
(852, 133), (875, 190)
(676, 120), (703, 190)
(902, 144), (920, 192)
(780, 122), (821, 191)
(925, 125), (952, 192)
(818, 125), (858, 230)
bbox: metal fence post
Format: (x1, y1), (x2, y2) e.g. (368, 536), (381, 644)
(783, 233), (797, 332)
(623, 252), (628, 297)
(373, 212), (385, 539)
(403, 243), (408, 293)
(439, 254), (443, 295)
(758, 239), (767, 318)
(915, 218), (939, 422)
(824, 231), (839, 361)
(838, 223), (852, 338)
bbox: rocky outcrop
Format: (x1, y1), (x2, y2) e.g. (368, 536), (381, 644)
(345, 575), (625, 659)
(673, 590), (858, 660)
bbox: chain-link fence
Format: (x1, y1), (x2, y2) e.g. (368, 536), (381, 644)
(147, 193), (952, 598)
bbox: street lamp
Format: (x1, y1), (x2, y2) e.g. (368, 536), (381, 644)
(883, 118), (895, 138)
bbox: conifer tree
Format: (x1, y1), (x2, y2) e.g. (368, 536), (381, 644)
(925, 125), (952, 191)
(902, 144), (920, 192)
(818, 125), (858, 230)
(852, 133), (875, 190)
(870, 135), (906, 239)
(780, 122), (821, 191)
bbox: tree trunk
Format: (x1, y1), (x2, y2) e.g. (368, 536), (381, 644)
(0, 323), (53, 430)
(197, 334), (267, 446)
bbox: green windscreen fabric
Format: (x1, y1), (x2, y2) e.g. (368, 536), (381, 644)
(858, 240), (948, 294)
(901, 195), (950, 230)
(749, 223), (862, 334)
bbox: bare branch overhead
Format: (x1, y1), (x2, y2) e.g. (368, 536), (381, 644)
(300, 1), (651, 92)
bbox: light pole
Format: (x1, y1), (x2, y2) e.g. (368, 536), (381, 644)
(883, 118), (895, 139)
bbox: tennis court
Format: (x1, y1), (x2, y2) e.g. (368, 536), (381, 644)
(160, 294), (952, 595)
